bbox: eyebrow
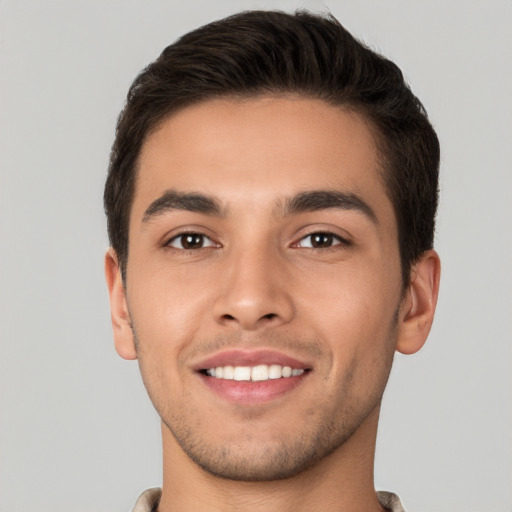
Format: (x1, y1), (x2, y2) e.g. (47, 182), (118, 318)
(142, 190), (223, 223)
(142, 188), (377, 225)
(282, 190), (377, 223)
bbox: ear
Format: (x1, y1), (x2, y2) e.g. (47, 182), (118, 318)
(396, 250), (441, 355)
(104, 248), (137, 360)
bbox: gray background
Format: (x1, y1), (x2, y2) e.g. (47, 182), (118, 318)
(1, 1), (511, 511)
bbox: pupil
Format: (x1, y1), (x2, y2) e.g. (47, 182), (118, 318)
(312, 233), (332, 248)
(182, 234), (203, 249)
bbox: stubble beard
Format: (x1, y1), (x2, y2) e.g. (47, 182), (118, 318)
(147, 366), (392, 482)
(163, 405), (360, 482)
(133, 324), (397, 482)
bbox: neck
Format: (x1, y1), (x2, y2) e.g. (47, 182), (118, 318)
(158, 406), (385, 512)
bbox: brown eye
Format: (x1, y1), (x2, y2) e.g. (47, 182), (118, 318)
(296, 232), (347, 249)
(310, 233), (334, 248)
(168, 233), (215, 250)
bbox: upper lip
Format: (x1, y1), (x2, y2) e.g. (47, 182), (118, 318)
(193, 349), (312, 371)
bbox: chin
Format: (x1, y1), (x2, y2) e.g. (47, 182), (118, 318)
(165, 415), (354, 482)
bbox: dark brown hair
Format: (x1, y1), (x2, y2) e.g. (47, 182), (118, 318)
(104, 10), (439, 285)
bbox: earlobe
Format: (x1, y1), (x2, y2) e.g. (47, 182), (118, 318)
(104, 249), (137, 360)
(396, 250), (441, 355)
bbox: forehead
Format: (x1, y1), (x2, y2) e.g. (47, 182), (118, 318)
(133, 96), (393, 226)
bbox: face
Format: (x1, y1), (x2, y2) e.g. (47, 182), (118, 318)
(107, 96), (426, 481)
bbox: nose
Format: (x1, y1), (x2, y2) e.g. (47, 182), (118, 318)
(212, 245), (295, 331)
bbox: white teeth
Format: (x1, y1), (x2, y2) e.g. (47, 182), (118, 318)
(233, 367), (251, 381)
(268, 364), (282, 379)
(205, 364), (305, 381)
(251, 365), (268, 381)
(223, 366), (234, 379)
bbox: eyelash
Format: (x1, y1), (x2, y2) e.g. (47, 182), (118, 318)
(166, 232), (218, 250)
(293, 232), (350, 249)
(165, 231), (350, 251)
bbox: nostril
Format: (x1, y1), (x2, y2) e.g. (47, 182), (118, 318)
(221, 313), (277, 322)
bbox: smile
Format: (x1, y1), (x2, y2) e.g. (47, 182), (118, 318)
(204, 364), (305, 381)
(195, 350), (312, 403)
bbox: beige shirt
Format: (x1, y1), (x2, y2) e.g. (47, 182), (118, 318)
(132, 487), (406, 512)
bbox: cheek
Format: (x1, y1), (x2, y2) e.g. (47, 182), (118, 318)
(298, 261), (399, 330)
(128, 258), (213, 337)
(127, 271), (205, 410)
(296, 261), (400, 374)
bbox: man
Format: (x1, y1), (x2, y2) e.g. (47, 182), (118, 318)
(104, 10), (440, 512)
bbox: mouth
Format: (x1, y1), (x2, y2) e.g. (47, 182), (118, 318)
(195, 350), (312, 404)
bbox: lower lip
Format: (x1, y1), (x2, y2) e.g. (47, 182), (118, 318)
(199, 373), (308, 405)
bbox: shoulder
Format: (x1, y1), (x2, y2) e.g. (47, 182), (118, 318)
(130, 487), (406, 512)
(131, 488), (162, 512)
(377, 491), (407, 512)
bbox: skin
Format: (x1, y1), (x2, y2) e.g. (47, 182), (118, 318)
(105, 96), (440, 512)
